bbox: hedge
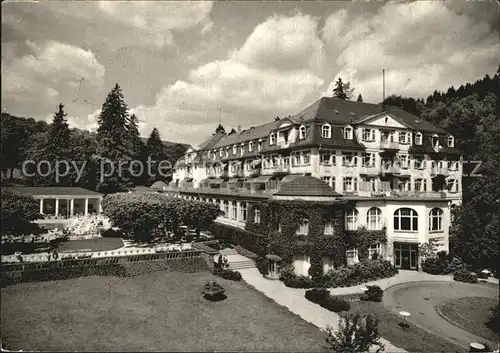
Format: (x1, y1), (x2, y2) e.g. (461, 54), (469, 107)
(453, 269), (478, 283)
(208, 223), (268, 256)
(305, 288), (351, 313)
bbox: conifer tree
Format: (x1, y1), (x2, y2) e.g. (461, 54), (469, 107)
(357, 94), (363, 102)
(96, 83), (132, 193)
(146, 128), (165, 184)
(333, 78), (354, 100)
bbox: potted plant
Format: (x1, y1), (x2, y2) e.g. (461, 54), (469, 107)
(202, 281), (225, 300)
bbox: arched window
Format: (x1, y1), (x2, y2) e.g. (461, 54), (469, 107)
(321, 123), (332, 138)
(296, 216), (309, 235)
(431, 134), (439, 147)
(429, 208), (443, 231)
(366, 207), (382, 230)
(269, 133), (276, 145)
(324, 221), (334, 235)
(223, 201), (229, 216)
(253, 208), (261, 224)
(447, 136), (454, 148)
(232, 145), (237, 155)
(258, 140), (263, 151)
(299, 125), (307, 139)
(345, 209), (359, 230)
(240, 202), (247, 222)
(344, 126), (353, 140)
(394, 208), (418, 231)
(249, 141), (254, 152)
(231, 201), (237, 219)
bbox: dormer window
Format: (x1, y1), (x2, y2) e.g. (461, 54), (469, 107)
(432, 134), (439, 147)
(232, 145), (237, 155)
(344, 126), (353, 140)
(447, 136), (454, 148)
(415, 132), (422, 145)
(258, 140), (263, 152)
(269, 133), (276, 145)
(249, 141), (254, 152)
(299, 125), (306, 139)
(240, 143), (245, 156)
(219, 149), (223, 157)
(321, 123), (332, 138)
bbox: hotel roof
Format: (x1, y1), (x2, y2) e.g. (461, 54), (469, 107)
(1, 186), (103, 197)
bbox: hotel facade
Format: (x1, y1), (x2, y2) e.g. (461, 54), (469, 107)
(166, 97), (462, 275)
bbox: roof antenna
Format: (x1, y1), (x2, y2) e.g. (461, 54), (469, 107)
(219, 107), (222, 125)
(382, 69), (385, 112)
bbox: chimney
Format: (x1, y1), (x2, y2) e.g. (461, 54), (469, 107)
(237, 125), (242, 133)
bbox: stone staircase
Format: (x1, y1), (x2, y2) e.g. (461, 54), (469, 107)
(219, 248), (256, 270)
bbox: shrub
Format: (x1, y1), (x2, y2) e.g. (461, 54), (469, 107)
(101, 228), (123, 238)
(421, 257), (441, 274)
(360, 285), (384, 302)
(486, 303), (500, 334)
(422, 252), (464, 275)
(234, 245), (259, 260)
(255, 257), (269, 276)
(284, 276), (314, 289)
(324, 313), (384, 353)
(453, 269), (478, 283)
(320, 296), (351, 313)
(212, 268), (242, 281)
(278, 265), (295, 282)
(305, 288), (330, 304)
(322, 259), (397, 288)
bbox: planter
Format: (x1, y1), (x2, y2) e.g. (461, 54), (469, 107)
(202, 281), (226, 301)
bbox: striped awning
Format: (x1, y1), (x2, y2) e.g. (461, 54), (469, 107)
(250, 175), (274, 183)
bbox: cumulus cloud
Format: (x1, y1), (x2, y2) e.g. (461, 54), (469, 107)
(129, 11), (325, 144)
(2, 40), (105, 110)
(96, 1), (214, 47)
(321, 1), (500, 102)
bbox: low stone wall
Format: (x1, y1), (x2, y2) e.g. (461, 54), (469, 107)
(1, 250), (208, 287)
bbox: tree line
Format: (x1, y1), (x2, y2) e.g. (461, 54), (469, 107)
(1, 84), (188, 193)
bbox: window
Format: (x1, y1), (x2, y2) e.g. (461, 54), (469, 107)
(240, 202), (247, 222)
(346, 248), (359, 266)
(362, 129), (375, 141)
(415, 132), (422, 145)
(324, 221), (334, 235)
(240, 144), (245, 156)
(223, 201), (229, 216)
(302, 150), (311, 165)
(381, 130), (394, 143)
(219, 149), (223, 157)
(368, 244), (383, 259)
(345, 209), (359, 230)
(344, 126), (353, 140)
(397, 178), (410, 192)
(321, 151), (332, 165)
(322, 176), (335, 188)
(296, 217), (309, 235)
(432, 134), (439, 147)
(342, 152), (356, 166)
(367, 207), (382, 230)
(249, 141), (254, 152)
(362, 153), (375, 167)
(269, 133), (276, 145)
(429, 208), (443, 231)
(232, 145), (237, 155)
(231, 201), (237, 219)
(394, 208), (418, 231)
(253, 208), (261, 224)
(414, 155), (426, 169)
(258, 140), (263, 151)
(447, 136), (454, 148)
(225, 148), (229, 157)
(343, 177), (357, 192)
(447, 178), (458, 193)
(399, 132), (407, 144)
(449, 161), (459, 171)
(321, 124), (332, 138)
(414, 178), (423, 191)
(291, 152), (301, 166)
(398, 155), (409, 168)
(299, 125), (307, 139)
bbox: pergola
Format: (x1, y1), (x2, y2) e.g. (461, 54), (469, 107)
(3, 186), (103, 219)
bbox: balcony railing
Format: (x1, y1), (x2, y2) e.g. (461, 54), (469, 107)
(379, 141), (399, 150)
(431, 166), (449, 175)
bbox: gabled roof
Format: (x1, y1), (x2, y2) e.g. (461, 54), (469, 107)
(274, 176), (342, 197)
(2, 186), (103, 197)
(150, 181), (168, 189)
(195, 131), (226, 151)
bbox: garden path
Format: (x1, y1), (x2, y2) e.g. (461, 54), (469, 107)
(239, 268), (407, 353)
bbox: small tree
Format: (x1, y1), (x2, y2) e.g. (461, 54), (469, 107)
(324, 312), (384, 353)
(333, 78), (355, 100)
(357, 94), (363, 102)
(419, 238), (439, 261)
(0, 190), (42, 236)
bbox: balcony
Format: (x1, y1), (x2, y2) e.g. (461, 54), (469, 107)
(385, 190), (447, 199)
(379, 141), (399, 150)
(379, 165), (401, 175)
(431, 166), (449, 176)
(359, 165), (379, 176)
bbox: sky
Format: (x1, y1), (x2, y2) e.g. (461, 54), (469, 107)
(2, 0), (499, 145)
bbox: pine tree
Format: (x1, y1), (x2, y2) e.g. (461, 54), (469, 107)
(357, 94), (363, 102)
(96, 83), (133, 193)
(126, 114), (144, 158)
(333, 78), (354, 100)
(146, 128), (165, 185)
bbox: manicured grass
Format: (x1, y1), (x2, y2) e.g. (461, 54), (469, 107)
(1, 271), (326, 352)
(438, 297), (498, 342)
(55, 237), (123, 252)
(348, 301), (466, 353)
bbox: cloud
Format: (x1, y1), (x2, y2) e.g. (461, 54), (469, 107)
(321, 1), (500, 102)
(2, 40), (105, 111)
(128, 11), (325, 144)
(96, 1), (214, 47)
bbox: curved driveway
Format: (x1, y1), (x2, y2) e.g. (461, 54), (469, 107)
(383, 281), (499, 350)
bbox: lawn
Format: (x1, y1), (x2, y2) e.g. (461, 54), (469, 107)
(348, 301), (466, 353)
(54, 237), (123, 253)
(438, 297), (498, 342)
(1, 271), (326, 352)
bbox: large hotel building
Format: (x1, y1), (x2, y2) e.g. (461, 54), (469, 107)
(165, 97), (462, 275)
